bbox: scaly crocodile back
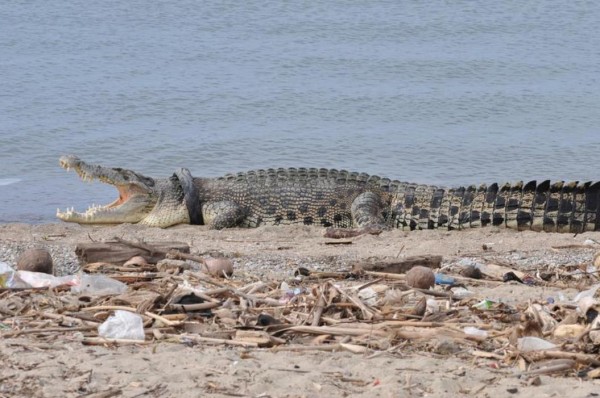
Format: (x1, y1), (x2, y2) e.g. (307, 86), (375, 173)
(198, 168), (600, 232)
(198, 168), (399, 228)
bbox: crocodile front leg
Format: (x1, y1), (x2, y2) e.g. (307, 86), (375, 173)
(202, 201), (247, 229)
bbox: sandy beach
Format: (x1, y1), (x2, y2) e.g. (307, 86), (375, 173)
(2, 222), (600, 397)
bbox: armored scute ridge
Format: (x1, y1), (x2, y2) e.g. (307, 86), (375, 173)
(56, 155), (600, 232)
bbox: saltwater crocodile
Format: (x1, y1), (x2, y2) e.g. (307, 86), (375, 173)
(56, 155), (600, 233)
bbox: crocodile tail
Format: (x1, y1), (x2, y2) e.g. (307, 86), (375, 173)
(391, 180), (600, 232)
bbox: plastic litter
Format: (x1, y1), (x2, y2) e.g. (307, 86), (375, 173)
(357, 287), (378, 306)
(425, 298), (439, 314)
(279, 281), (304, 303)
(472, 299), (494, 310)
(17, 271), (77, 288)
(464, 326), (488, 338)
(434, 273), (455, 286)
(572, 283), (600, 304)
(98, 310), (145, 341)
(577, 296), (598, 315)
(517, 336), (557, 351)
(452, 287), (474, 299)
(0, 263), (30, 288)
(0, 262), (12, 274)
(71, 274), (128, 296)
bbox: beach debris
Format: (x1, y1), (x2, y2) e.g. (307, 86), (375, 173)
(589, 315), (600, 345)
(460, 265), (482, 279)
(16, 248), (54, 274)
(406, 266), (435, 289)
(463, 326), (488, 338)
(553, 324), (586, 338)
(354, 255), (442, 274)
(517, 336), (557, 352)
(123, 255), (149, 267)
(0, 263), (30, 288)
(2, 242), (600, 383)
(503, 272), (524, 283)
(75, 239), (189, 265)
(323, 226), (382, 239)
(434, 273), (455, 286)
(203, 257), (234, 277)
(472, 299), (495, 310)
(71, 274), (127, 296)
(98, 310), (145, 341)
(15, 271), (76, 288)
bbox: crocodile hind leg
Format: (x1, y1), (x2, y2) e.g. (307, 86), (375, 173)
(351, 192), (386, 228)
(325, 192), (386, 238)
(202, 201), (247, 229)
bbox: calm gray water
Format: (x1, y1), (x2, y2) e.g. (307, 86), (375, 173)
(1, 1), (599, 223)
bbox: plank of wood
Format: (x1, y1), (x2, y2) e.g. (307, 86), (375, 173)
(353, 255), (442, 274)
(75, 241), (189, 265)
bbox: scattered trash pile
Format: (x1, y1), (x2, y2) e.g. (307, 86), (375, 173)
(1, 239), (600, 382)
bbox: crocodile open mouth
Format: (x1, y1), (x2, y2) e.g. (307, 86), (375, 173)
(57, 155), (156, 224)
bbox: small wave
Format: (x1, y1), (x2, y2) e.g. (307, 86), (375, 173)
(0, 178), (21, 186)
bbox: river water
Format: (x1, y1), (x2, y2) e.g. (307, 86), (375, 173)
(1, 1), (599, 223)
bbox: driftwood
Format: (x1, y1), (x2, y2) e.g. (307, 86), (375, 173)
(75, 241), (189, 265)
(324, 226), (383, 239)
(353, 255), (442, 274)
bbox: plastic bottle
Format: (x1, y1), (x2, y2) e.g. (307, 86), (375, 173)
(434, 273), (455, 286)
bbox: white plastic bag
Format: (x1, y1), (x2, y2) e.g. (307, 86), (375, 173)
(517, 336), (557, 351)
(0, 262), (30, 288)
(17, 271), (77, 288)
(464, 327), (488, 338)
(98, 310), (145, 341)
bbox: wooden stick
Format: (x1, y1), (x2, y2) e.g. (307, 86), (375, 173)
(311, 292), (327, 327)
(168, 302), (222, 311)
(170, 334), (259, 347)
(282, 325), (387, 337)
(38, 311), (100, 325)
(519, 359), (576, 376)
(81, 388), (123, 398)
(143, 311), (181, 327)
(270, 344), (343, 352)
(82, 337), (151, 346)
(364, 271), (406, 280)
(81, 305), (139, 313)
(167, 250), (207, 265)
(328, 281), (374, 320)
(1, 325), (98, 338)
(524, 350), (600, 366)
